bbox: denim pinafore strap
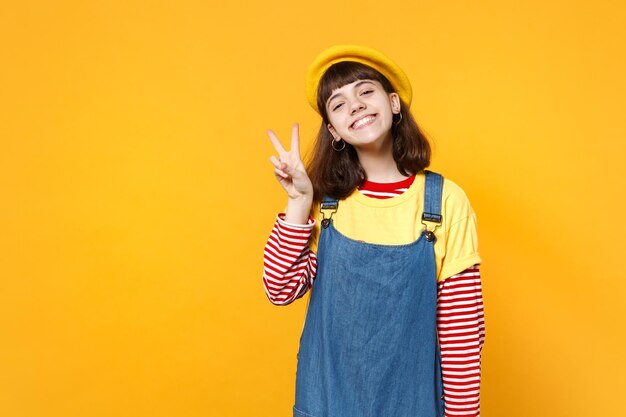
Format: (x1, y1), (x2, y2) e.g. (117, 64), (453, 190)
(294, 170), (446, 417)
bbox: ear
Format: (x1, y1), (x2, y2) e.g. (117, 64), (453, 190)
(327, 124), (341, 140)
(389, 92), (401, 114)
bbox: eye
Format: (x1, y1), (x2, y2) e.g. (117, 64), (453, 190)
(361, 89), (373, 95)
(332, 102), (344, 111)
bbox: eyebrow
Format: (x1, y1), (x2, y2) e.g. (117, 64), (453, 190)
(327, 80), (375, 107)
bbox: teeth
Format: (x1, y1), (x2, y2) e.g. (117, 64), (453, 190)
(352, 115), (375, 129)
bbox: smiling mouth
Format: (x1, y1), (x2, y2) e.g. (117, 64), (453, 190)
(350, 114), (377, 130)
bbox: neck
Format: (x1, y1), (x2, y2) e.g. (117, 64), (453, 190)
(353, 133), (407, 183)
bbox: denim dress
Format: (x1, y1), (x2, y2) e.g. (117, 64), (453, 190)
(293, 170), (446, 417)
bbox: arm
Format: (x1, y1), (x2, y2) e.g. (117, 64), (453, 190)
(263, 123), (317, 306)
(262, 214), (318, 305)
(437, 264), (485, 417)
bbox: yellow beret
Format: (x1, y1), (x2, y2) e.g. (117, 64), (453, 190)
(306, 44), (412, 114)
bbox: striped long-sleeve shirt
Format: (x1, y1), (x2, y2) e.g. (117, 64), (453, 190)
(263, 176), (485, 417)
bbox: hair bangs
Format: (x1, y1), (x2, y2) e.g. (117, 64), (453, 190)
(316, 61), (395, 121)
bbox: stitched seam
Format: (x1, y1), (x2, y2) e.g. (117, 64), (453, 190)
(293, 406), (319, 417)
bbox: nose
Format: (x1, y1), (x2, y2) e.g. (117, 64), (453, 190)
(349, 99), (366, 115)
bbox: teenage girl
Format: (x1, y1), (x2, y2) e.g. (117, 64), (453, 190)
(263, 45), (484, 417)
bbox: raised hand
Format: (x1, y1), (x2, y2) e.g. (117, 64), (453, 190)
(267, 123), (314, 225)
(267, 123), (313, 201)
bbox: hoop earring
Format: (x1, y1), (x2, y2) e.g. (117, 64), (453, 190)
(394, 112), (403, 126)
(331, 138), (346, 151)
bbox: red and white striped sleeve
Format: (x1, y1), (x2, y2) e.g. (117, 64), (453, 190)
(263, 213), (318, 306)
(437, 264), (485, 417)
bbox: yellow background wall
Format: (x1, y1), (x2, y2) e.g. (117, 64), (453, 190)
(2, 1), (625, 416)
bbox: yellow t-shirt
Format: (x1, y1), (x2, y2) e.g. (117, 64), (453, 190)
(309, 172), (482, 282)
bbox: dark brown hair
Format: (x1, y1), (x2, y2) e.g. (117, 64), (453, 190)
(306, 61), (432, 204)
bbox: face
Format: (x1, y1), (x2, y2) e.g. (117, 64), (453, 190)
(325, 79), (400, 150)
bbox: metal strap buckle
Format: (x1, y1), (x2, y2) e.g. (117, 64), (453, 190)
(421, 212), (442, 241)
(320, 201), (338, 229)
